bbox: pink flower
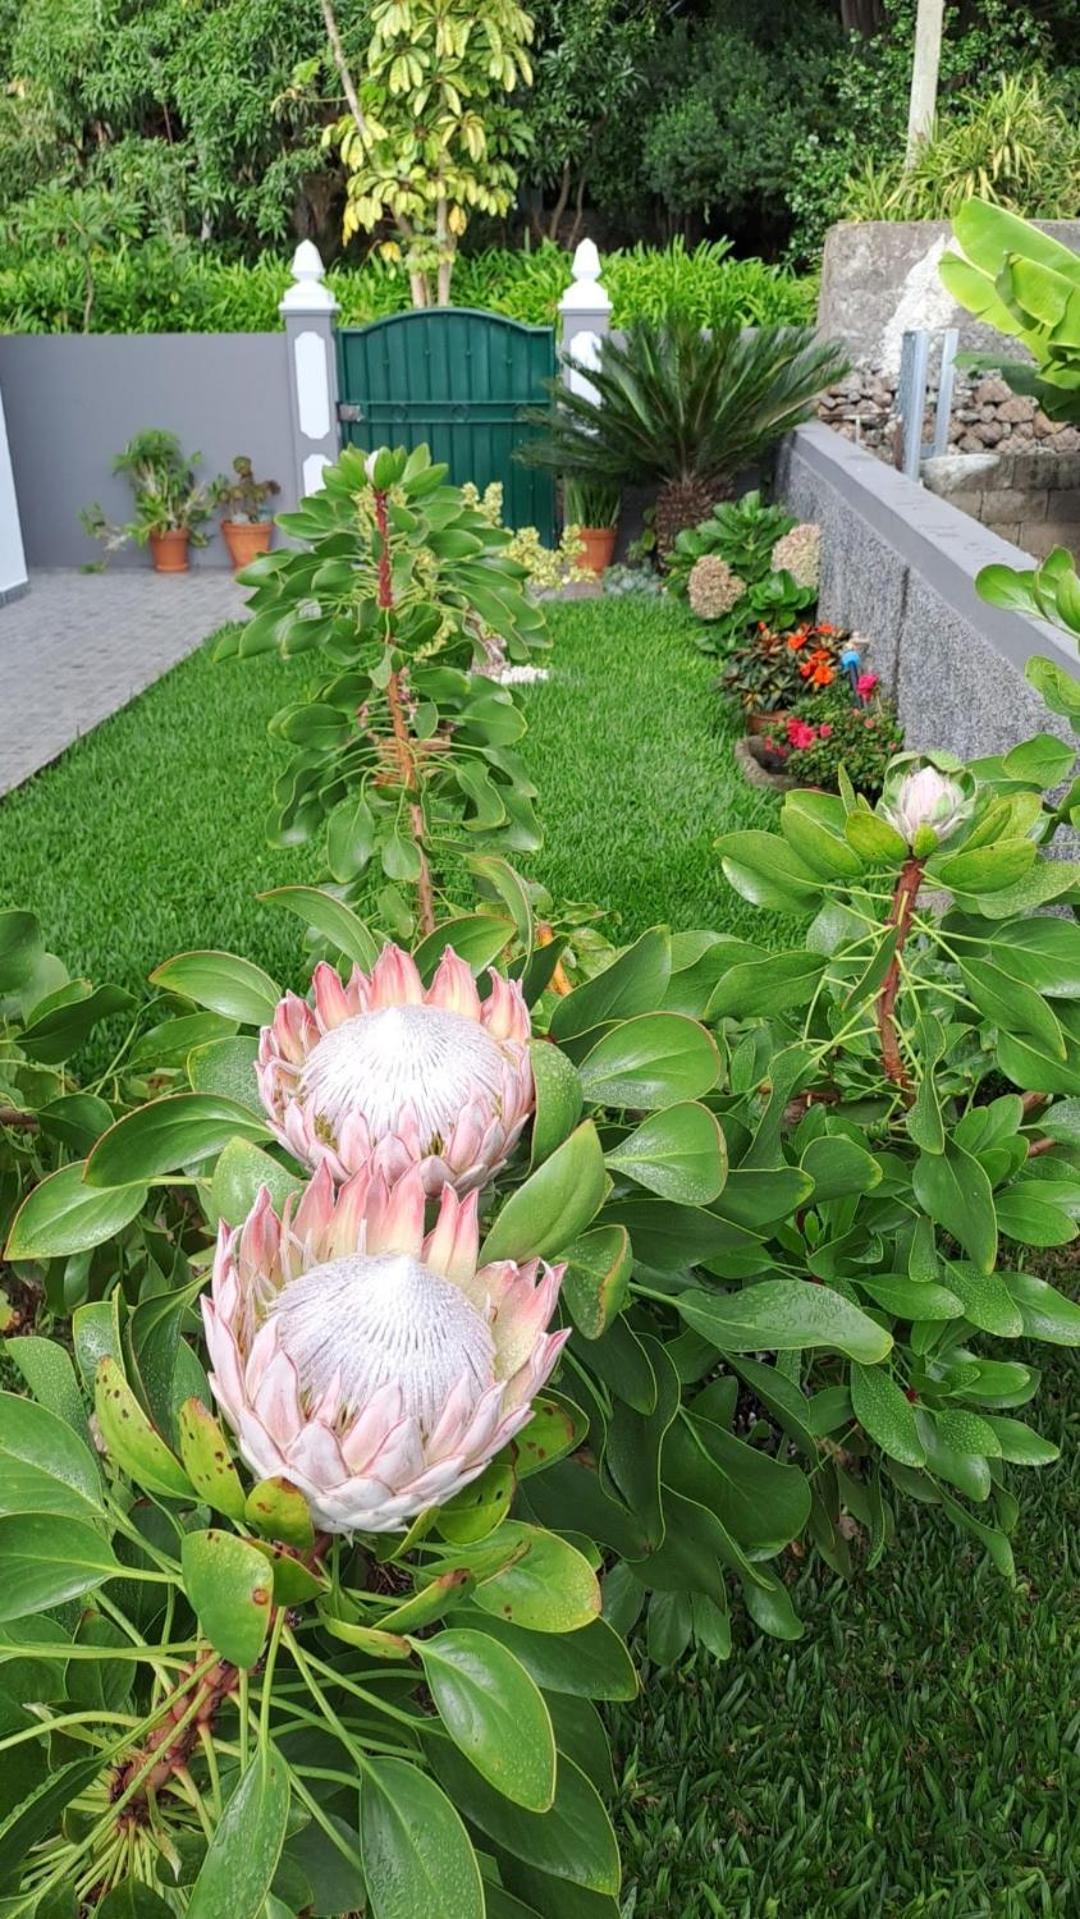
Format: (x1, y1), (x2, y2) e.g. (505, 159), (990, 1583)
(818, 724), (832, 740)
(257, 944), (534, 1195)
(203, 1166), (568, 1533)
(856, 672), (878, 700)
(786, 718), (818, 750)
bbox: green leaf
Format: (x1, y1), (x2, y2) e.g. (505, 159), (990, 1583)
(0, 1392), (103, 1520)
(469, 1525), (600, 1634)
(431, 1744), (620, 1897)
(577, 1013), (720, 1109)
(549, 929), (671, 1042)
(800, 1135), (882, 1203)
(98, 1882), (174, 1917)
(187, 1741), (290, 1919)
(482, 1121), (607, 1263)
(850, 1364), (926, 1468)
(209, 1138), (303, 1228)
(414, 915), (515, 980)
(708, 950), (826, 1020)
(180, 1530), (273, 1668)
(443, 1613), (637, 1701)
(3, 1336), (88, 1436)
(0, 1514), (119, 1623)
(913, 1142), (998, 1274)
(0, 1755), (103, 1884)
(529, 1041), (584, 1168)
(994, 1181), (1079, 1247)
(361, 1758), (484, 1919)
(959, 958), (1066, 1059)
(982, 1415), (1060, 1464)
(258, 885), (379, 969)
(19, 983), (135, 1066)
(85, 1093), (271, 1186)
(244, 1476), (316, 1550)
(177, 1399), (246, 1522)
(561, 1227), (632, 1338)
(1001, 733), (1076, 786)
(0, 909), (44, 995)
(678, 1280), (892, 1364)
(149, 949), (281, 1024)
(512, 1392), (589, 1480)
(716, 830), (824, 914)
(605, 1102), (727, 1205)
(933, 840), (1036, 895)
(418, 1629), (556, 1811)
(94, 1357), (194, 1500)
(4, 1161), (148, 1261)
(1002, 1266), (1080, 1342)
(187, 1036), (263, 1113)
(843, 811), (908, 864)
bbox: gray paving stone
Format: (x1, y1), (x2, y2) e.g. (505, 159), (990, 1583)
(0, 568), (243, 795)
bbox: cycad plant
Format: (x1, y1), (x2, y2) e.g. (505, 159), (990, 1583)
(520, 317), (848, 555)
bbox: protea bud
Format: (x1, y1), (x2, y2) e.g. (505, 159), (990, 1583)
(202, 1164), (568, 1532)
(879, 755), (974, 854)
(257, 945), (534, 1194)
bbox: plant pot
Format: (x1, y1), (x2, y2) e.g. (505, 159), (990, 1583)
(577, 525), (618, 578)
(747, 707), (793, 737)
(149, 530), (190, 574)
(222, 520), (273, 572)
(735, 736), (801, 791)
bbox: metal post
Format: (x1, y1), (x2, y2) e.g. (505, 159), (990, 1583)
(895, 329), (931, 480)
(932, 328), (959, 459)
(279, 241), (340, 501)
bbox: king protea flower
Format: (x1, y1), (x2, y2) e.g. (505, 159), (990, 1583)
(202, 1164), (568, 1532)
(257, 944), (534, 1194)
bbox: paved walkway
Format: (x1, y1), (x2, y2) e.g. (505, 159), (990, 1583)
(0, 568), (244, 795)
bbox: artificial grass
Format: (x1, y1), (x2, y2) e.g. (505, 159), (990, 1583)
(0, 593), (783, 998)
(0, 592), (1076, 1915)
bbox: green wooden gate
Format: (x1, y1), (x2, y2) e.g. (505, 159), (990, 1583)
(336, 308), (556, 542)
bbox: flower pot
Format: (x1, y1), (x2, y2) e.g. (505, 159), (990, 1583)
(222, 519), (273, 572)
(149, 529), (190, 574)
(747, 706), (793, 737)
(577, 525), (618, 578)
(734, 736), (801, 792)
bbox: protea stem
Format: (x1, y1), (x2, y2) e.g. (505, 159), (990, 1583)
(877, 857), (924, 1092)
(371, 485), (436, 937)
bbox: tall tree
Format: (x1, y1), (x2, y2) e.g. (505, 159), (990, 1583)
(906, 0), (946, 161)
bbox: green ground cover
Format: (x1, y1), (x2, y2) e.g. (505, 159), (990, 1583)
(0, 593), (1076, 1916)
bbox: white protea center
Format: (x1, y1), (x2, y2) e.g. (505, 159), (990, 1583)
(258, 944), (535, 1193)
(269, 1249), (495, 1432)
(299, 1005), (508, 1156)
(203, 1164), (568, 1533)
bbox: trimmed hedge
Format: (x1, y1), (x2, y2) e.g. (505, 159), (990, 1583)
(0, 238), (815, 336)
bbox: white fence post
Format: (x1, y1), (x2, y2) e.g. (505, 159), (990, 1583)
(280, 241), (339, 500)
(558, 239), (612, 406)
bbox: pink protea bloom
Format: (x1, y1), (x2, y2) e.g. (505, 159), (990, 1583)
(257, 944), (534, 1194)
(203, 1163), (568, 1533)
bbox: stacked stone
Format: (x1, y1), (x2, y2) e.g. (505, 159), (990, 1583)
(818, 365), (1080, 458)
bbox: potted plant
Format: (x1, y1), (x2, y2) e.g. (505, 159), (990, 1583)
(723, 621), (847, 732)
(80, 429), (211, 572)
(750, 689), (903, 796)
(212, 455), (281, 570)
(563, 478), (621, 577)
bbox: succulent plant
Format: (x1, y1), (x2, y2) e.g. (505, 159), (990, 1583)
(258, 943), (535, 1194)
(770, 521), (821, 592)
(203, 1161), (568, 1532)
(687, 554), (747, 622)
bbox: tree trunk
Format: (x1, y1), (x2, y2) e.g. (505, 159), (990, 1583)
(840, 0), (884, 33)
(905, 0), (945, 165)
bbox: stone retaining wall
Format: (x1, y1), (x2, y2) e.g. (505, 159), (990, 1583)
(818, 366), (1080, 460)
(921, 449), (1080, 560)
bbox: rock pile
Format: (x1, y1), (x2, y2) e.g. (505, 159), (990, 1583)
(818, 365), (1080, 459)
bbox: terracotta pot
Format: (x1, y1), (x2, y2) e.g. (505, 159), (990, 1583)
(747, 706), (793, 737)
(222, 519), (273, 572)
(149, 529), (190, 573)
(577, 525), (618, 578)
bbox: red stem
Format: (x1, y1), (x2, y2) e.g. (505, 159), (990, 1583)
(876, 857), (924, 1093)
(371, 484), (435, 937)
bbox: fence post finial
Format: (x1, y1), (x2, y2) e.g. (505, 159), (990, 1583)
(281, 240), (338, 315)
(558, 238), (611, 403)
(279, 242), (340, 500)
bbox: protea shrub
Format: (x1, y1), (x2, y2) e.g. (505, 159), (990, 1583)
(203, 1162), (568, 1532)
(258, 943), (534, 1193)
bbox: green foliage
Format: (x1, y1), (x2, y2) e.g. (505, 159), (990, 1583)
(942, 199), (1080, 425)
(977, 544), (1080, 743)
(722, 622), (847, 715)
(521, 318), (848, 551)
(845, 72), (1080, 223)
(81, 430), (213, 557)
(210, 457), (280, 525)
(218, 442), (549, 943)
(664, 491), (796, 601)
(758, 692), (905, 799)
(562, 479), (620, 529)
(0, 237), (816, 335)
(326, 0), (535, 304)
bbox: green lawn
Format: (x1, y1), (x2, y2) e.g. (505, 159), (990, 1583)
(0, 594), (780, 999)
(0, 594), (1076, 1917)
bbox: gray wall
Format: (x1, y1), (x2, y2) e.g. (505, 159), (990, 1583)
(776, 422), (1080, 759)
(0, 333), (297, 570)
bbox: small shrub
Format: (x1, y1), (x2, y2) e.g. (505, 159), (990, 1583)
(760, 688), (903, 797)
(687, 554), (747, 622)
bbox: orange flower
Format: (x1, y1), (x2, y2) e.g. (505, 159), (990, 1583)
(810, 663), (834, 686)
(787, 627), (809, 651)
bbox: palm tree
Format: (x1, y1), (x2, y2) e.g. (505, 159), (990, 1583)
(521, 317), (849, 555)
